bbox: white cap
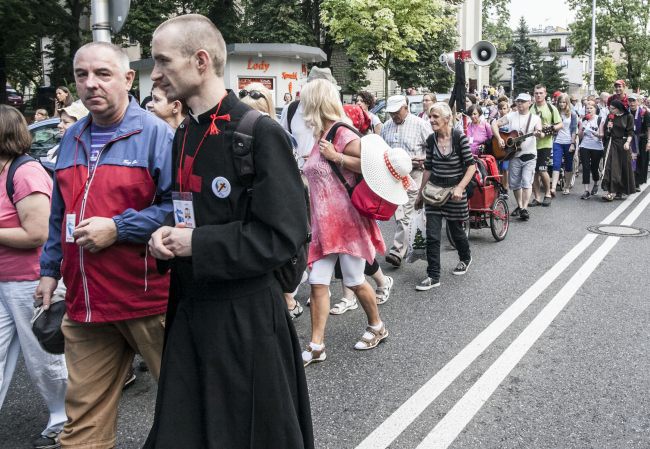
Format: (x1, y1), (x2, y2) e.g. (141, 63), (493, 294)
(385, 95), (407, 113)
(515, 93), (531, 102)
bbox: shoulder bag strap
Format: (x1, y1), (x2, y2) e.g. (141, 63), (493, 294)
(325, 122), (362, 197)
(6, 154), (36, 204)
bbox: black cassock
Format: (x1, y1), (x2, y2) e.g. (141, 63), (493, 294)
(144, 91), (313, 449)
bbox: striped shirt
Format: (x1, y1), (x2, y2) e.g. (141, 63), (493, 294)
(424, 129), (475, 220)
(89, 123), (118, 174)
(380, 113), (430, 158)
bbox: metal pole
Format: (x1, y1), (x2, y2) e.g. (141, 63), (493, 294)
(589, 0), (596, 94)
(91, 0), (112, 43)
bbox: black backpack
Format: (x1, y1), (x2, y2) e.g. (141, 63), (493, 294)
(5, 154), (37, 204)
(233, 109), (310, 293)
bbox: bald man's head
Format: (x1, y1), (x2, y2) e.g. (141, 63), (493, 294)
(153, 14), (227, 77)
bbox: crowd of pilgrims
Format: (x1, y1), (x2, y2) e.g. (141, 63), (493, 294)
(0, 14), (647, 447)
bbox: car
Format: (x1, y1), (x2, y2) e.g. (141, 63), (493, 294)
(27, 117), (61, 173)
(5, 86), (24, 111)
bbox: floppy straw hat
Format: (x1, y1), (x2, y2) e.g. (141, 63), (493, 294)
(360, 134), (417, 205)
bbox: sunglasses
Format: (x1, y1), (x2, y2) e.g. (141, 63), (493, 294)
(239, 89), (264, 100)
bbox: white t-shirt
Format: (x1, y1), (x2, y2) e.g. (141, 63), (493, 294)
(505, 111), (542, 156)
(280, 102), (314, 169)
(555, 114), (574, 144)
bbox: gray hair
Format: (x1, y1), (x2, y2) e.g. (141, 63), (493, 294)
(74, 42), (131, 73)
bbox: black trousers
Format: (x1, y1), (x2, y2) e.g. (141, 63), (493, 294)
(635, 141), (649, 185)
(425, 213), (470, 280)
(579, 148), (603, 185)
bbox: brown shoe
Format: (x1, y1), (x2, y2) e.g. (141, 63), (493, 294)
(385, 254), (402, 267)
(354, 324), (388, 350)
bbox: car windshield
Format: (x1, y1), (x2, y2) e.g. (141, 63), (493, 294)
(30, 126), (61, 159)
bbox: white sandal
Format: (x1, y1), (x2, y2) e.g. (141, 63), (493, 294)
(329, 296), (358, 315)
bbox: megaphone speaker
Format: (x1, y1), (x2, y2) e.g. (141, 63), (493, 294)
(471, 41), (497, 66)
(439, 52), (455, 73)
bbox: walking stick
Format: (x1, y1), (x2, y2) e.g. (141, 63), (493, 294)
(599, 135), (613, 181)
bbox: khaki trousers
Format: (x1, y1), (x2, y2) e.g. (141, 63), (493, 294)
(389, 169), (423, 259)
(60, 313), (165, 449)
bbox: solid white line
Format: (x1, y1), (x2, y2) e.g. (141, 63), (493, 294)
(355, 185), (649, 449)
(415, 188), (650, 449)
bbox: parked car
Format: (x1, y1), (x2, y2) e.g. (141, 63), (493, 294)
(27, 117), (60, 173)
(5, 86), (24, 111)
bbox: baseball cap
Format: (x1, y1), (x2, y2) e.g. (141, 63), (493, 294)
(515, 93), (531, 102)
(60, 100), (89, 121)
(385, 95), (407, 113)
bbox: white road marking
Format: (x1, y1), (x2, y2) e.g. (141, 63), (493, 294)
(355, 184), (649, 449)
(415, 188), (650, 449)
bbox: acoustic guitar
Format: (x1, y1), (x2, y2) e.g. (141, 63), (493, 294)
(491, 125), (555, 160)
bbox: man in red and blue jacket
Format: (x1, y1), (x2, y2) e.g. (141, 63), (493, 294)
(36, 41), (173, 449)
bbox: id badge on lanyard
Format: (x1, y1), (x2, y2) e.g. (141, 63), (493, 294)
(65, 213), (76, 242)
(172, 191), (196, 229)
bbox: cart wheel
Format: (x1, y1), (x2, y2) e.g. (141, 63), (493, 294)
(490, 197), (509, 241)
(446, 218), (470, 249)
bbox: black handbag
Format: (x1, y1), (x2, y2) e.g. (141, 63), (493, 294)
(31, 298), (65, 354)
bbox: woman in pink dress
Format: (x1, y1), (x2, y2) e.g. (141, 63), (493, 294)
(300, 79), (388, 366)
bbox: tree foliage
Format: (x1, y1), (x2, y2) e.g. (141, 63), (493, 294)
(568, 0), (650, 90)
(243, 0), (315, 45)
(585, 56), (618, 93)
(540, 53), (568, 93)
(321, 0), (449, 100)
(509, 17), (543, 94)
(482, 0), (513, 87)
(388, 9), (456, 94)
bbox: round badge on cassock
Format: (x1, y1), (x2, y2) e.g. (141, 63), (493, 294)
(211, 176), (231, 198)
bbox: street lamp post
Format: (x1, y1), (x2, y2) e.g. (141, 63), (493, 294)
(589, 0), (596, 94)
(91, 0), (112, 42)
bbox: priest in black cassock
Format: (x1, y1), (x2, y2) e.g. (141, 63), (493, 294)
(145, 14), (313, 449)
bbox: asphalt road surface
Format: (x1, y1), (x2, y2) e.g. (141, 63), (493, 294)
(2, 184), (649, 449)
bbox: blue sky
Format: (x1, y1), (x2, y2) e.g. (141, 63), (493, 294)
(508, 0), (577, 30)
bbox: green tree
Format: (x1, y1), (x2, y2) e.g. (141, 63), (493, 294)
(509, 17), (543, 94)
(243, 0), (315, 45)
(568, 0), (650, 90)
(540, 53), (568, 93)
(482, 0), (513, 87)
(388, 18), (456, 93)
(584, 56), (618, 93)
(321, 0), (450, 100)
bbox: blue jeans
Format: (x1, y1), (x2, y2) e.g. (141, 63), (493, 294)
(0, 280), (67, 435)
(552, 142), (574, 172)
(425, 213), (471, 280)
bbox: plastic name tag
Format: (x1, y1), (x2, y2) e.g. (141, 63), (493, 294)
(65, 213), (76, 243)
(172, 192), (196, 229)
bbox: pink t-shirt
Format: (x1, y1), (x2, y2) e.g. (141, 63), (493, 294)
(466, 120), (493, 155)
(303, 125), (386, 264)
(0, 161), (53, 281)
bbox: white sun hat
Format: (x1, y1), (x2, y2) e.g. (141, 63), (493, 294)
(360, 134), (417, 205)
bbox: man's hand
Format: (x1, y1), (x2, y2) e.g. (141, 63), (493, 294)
(35, 276), (58, 310)
(161, 223), (193, 257)
(415, 193), (424, 210)
(73, 217), (118, 253)
(497, 137), (505, 148)
(624, 141), (631, 151)
(149, 226), (175, 260)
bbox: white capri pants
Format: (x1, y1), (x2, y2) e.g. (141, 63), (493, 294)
(309, 254), (366, 287)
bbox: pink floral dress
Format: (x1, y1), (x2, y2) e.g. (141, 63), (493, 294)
(303, 125), (386, 265)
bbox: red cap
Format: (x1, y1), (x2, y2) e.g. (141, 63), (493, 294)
(552, 91), (562, 98)
(614, 79), (626, 87)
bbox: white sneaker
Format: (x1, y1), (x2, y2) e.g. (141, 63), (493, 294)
(375, 275), (394, 304)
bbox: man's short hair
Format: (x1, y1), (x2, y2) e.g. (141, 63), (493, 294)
(154, 14), (227, 77)
(534, 84), (547, 92)
(74, 42), (131, 73)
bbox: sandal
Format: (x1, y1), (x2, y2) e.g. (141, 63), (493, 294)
(602, 193), (614, 202)
(329, 296), (358, 315)
(375, 275), (394, 305)
(302, 343), (326, 367)
(354, 323), (389, 350)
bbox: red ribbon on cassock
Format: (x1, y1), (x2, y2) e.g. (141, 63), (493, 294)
(208, 113), (231, 135)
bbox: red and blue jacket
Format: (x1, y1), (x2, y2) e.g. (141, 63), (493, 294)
(40, 98), (173, 323)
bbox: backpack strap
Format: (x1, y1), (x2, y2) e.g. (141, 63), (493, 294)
(324, 122), (362, 197)
(6, 154), (36, 205)
(232, 109), (264, 192)
(286, 100), (300, 135)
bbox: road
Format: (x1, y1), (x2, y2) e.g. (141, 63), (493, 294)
(2, 185), (649, 449)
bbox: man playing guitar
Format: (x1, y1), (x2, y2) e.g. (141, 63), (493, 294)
(491, 93), (543, 221)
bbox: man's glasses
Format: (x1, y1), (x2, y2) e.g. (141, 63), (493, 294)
(239, 89), (264, 100)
